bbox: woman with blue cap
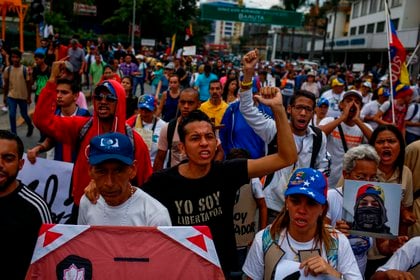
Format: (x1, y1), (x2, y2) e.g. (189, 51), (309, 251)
(243, 167), (361, 280)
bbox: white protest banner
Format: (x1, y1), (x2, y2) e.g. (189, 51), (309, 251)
(183, 45), (196, 56)
(18, 154), (74, 224)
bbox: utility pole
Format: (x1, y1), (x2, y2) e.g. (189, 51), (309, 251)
(131, 0), (136, 48)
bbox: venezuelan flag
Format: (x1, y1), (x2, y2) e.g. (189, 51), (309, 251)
(389, 21), (410, 98)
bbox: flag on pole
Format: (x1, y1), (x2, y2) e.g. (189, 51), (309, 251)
(185, 23), (193, 41)
(388, 20), (410, 98)
(171, 33), (176, 54)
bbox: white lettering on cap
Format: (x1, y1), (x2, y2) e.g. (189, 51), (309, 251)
(100, 138), (119, 148)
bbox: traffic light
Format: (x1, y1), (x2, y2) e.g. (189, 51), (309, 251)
(30, 0), (44, 24)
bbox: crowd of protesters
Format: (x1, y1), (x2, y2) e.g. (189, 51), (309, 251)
(0, 35), (420, 279)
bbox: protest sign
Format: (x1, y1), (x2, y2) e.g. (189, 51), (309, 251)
(233, 182), (258, 247)
(343, 180), (401, 238)
(18, 154), (74, 224)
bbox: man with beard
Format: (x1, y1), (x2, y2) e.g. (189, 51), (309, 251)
(33, 61), (152, 223)
(319, 90), (373, 187)
(352, 184), (391, 234)
(153, 87), (225, 171)
(0, 130), (52, 279)
(199, 80), (228, 127)
(240, 89), (330, 222)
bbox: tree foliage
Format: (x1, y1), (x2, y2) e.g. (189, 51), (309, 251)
(102, 0), (200, 43)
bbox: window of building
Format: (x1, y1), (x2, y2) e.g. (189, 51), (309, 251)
(359, 25), (365, 34)
(379, 0), (385, 11)
(327, 32), (331, 39)
(346, 14), (350, 22)
(377, 21), (385, 32)
(361, 0), (369, 16)
(352, 1), (360, 19)
(350, 27), (357, 35)
(391, 18), (399, 29)
(225, 22), (233, 26)
(370, 0), (378, 13)
(391, 0), (401, 7)
(367, 23), (375, 33)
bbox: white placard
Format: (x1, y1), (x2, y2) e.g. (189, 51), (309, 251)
(18, 154), (74, 224)
(141, 38), (156, 47)
(183, 45), (197, 56)
(352, 63), (365, 72)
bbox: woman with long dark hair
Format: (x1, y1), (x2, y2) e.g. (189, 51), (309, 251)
(365, 124), (416, 279)
(369, 124), (415, 232)
(222, 77), (239, 103)
(243, 168), (361, 280)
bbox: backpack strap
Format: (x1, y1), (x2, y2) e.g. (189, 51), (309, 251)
(407, 103), (419, 121)
(166, 118), (177, 168)
(310, 126), (323, 169)
(335, 117), (348, 153)
(79, 118), (93, 140)
(7, 65), (27, 80)
(262, 226), (284, 280)
(78, 119), (134, 153)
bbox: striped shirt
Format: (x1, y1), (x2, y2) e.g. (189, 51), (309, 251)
(0, 181), (52, 279)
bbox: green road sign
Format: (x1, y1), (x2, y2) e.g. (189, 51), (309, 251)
(201, 4), (303, 27)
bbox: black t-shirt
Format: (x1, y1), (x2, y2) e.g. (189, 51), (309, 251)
(0, 182), (52, 279)
(142, 159), (248, 274)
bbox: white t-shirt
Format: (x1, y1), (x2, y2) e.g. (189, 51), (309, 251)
(362, 93), (373, 105)
(251, 177), (265, 199)
(243, 228), (362, 280)
(321, 89), (343, 118)
(134, 117), (167, 165)
(78, 187), (172, 226)
(301, 82), (320, 98)
(319, 117), (372, 188)
(377, 236), (420, 272)
(361, 100), (382, 130)
(157, 120), (187, 167)
(405, 103), (420, 136)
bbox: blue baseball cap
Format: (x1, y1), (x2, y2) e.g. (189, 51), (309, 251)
(317, 97), (329, 107)
(94, 81), (117, 99)
(284, 168), (328, 204)
(89, 132), (133, 165)
(377, 87), (390, 97)
(138, 95), (156, 111)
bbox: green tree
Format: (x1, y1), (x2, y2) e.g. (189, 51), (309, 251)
(103, 0), (200, 49)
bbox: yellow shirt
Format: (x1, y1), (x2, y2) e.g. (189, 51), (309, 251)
(199, 100), (228, 127)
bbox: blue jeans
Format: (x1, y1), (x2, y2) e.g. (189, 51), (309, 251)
(7, 97), (33, 134)
(133, 76), (145, 97)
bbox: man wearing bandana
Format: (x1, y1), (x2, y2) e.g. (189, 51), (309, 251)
(353, 184), (391, 234)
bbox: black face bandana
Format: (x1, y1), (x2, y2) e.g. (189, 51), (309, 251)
(354, 206), (383, 231)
